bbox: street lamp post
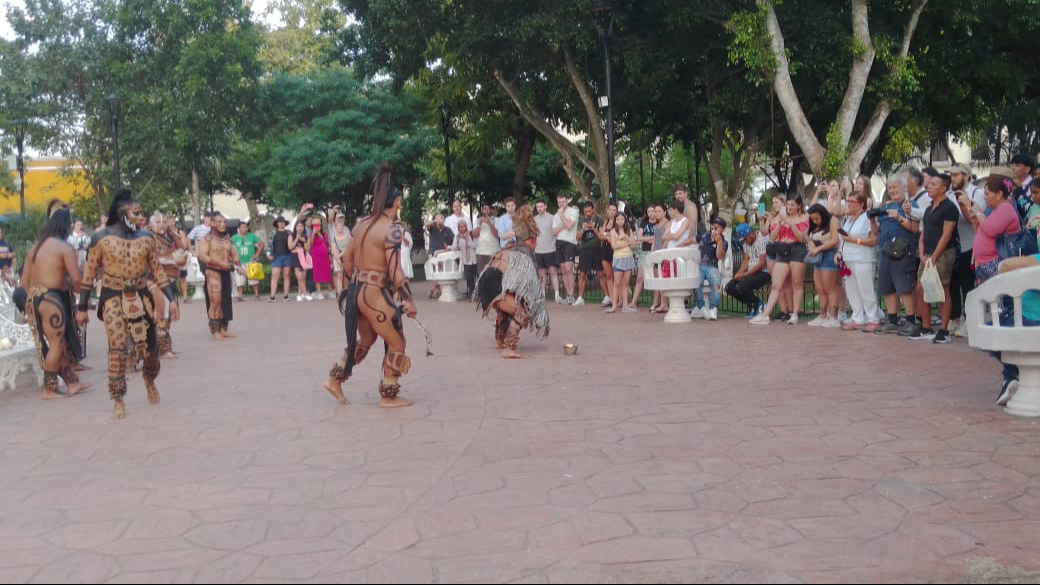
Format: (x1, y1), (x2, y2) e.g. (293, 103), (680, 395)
(438, 103), (454, 206)
(106, 93), (121, 192)
(592, 0), (617, 206)
(12, 119), (27, 217)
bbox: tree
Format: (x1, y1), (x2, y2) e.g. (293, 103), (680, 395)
(742, 0), (929, 178)
(240, 68), (436, 221)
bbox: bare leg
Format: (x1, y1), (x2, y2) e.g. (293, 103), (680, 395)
(494, 293), (525, 359)
(790, 262), (807, 320)
(34, 295), (89, 397)
(324, 308), (377, 405)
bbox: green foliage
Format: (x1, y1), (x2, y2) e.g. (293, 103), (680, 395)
(1, 207), (50, 266)
(727, 5), (775, 85)
(823, 123), (850, 178)
(242, 68), (436, 220)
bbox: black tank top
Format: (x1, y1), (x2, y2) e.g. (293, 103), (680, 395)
(272, 231), (291, 256)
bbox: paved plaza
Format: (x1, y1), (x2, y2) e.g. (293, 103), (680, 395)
(1, 285), (1039, 584)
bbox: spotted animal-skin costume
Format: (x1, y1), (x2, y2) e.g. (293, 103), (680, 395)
(79, 221), (174, 409)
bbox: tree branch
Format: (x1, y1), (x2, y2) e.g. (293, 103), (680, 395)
(561, 44), (609, 186)
(492, 68), (596, 184)
(758, 0), (825, 175)
(835, 0), (876, 146)
(846, 0), (929, 173)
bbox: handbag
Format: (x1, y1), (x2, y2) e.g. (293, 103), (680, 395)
(883, 236), (911, 260)
(803, 252), (822, 265)
(996, 229), (1039, 260)
(246, 262), (265, 281)
(297, 248), (313, 270)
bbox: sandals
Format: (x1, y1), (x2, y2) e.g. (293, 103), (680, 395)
(649, 306), (664, 314)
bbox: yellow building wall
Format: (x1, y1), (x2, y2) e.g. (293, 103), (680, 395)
(2, 158), (91, 215)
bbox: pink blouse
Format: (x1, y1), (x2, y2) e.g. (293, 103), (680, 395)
(973, 202), (1020, 264)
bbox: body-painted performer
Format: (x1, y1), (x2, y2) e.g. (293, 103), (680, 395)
(198, 214), (238, 340)
(149, 212), (187, 357)
(476, 204), (550, 359)
(75, 188), (180, 419)
(21, 209), (91, 399)
(323, 165), (418, 408)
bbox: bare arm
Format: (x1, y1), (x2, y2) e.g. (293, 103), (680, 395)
(340, 231), (357, 277)
(385, 223), (417, 317)
(62, 245), (82, 290)
(198, 237), (214, 267)
(746, 253), (767, 276)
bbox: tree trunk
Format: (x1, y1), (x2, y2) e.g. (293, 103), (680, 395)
(511, 124), (536, 202)
(191, 166), (202, 227)
(760, 0), (928, 178)
(241, 191), (262, 229)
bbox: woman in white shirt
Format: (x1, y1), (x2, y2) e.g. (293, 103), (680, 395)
(838, 192), (879, 331)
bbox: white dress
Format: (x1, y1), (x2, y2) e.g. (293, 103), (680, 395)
(401, 231), (414, 279)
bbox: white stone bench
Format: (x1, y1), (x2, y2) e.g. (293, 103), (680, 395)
(642, 248), (701, 323)
(424, 251), (465, 302)
(0, 289), (43, 392)
(966, 265), (1040, 417)
(186, 256), (206, 301)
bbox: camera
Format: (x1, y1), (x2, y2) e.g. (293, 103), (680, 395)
(867, 208), (889, 219)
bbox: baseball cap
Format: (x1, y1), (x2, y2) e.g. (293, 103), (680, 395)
(947, 163), (971, 175)
(710, 217), (728, 229)
(735, 223), (751, 239)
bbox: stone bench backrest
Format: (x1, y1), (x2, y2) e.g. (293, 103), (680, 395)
(966, 265), (1040, 353)
(425, 252), (465, 278)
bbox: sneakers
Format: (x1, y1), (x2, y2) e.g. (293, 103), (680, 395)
(690, 307), (704, 319)
(305, 294), (315, 302)
(897, 322), (920, 337)
(746, 302), (764, 319)
(908, 328), (936, 341)
(296, 294), (304, 302)
(749, 313), (771, 325)
(821, 317), (841, 328)
(268, 297), (276, 303)
(807, 316), (825, 327)
(875, 322), (900, 335)
(566, 296), (576, 305)
(787, 313), (799, 325)
(283, 295), (290, 302)
(708, 307), (719, 321)
(555, 294), (564, 304)
(572, 297), (585, 307)
(601, 296), (611, 307)
(314, 293), (325, 301)
(997, 379), (1018, 406)
(952, 320), (969, 338)
(932, 329), (951, 344)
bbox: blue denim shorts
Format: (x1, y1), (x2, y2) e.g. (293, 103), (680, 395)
(816, 249), (838, 271)
(271, 254), (293, 268)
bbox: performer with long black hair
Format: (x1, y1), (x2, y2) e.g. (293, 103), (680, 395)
(323, 164), (418, 407)
(76, 188), (180, 419)
(20, 208), (91, 399)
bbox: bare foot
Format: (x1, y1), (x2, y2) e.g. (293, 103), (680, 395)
(495, 340), (505, 349)
(147, 386), (160, 404)
(501, 348), (525, 359)
(72, 363), (91, 372)
(41, 390), (69, 400)
(379, 397), (413, 408)
(67, 382), (92, 396)
(161, 351), (178, 359)
(220, 332), (237, 339)
(322, 379), (349, 405)
(212, 334), (224, 341)
(112, 400), (127, 419)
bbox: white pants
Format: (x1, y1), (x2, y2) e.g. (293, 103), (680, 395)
(843, 261), (878, 325)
